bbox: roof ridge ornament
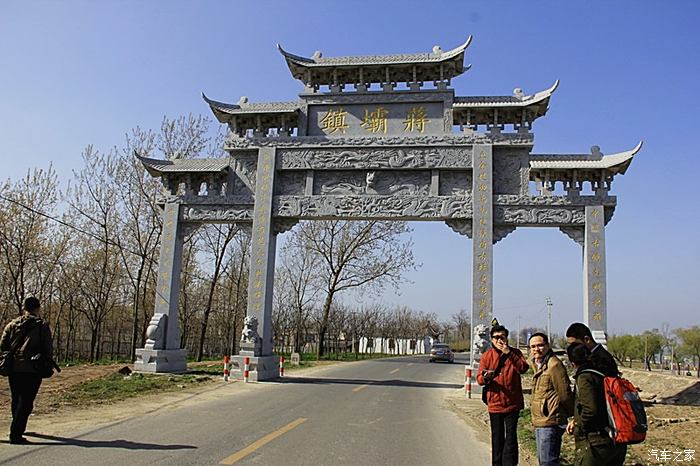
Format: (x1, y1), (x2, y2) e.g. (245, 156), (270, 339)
(591, 145), (603, 159)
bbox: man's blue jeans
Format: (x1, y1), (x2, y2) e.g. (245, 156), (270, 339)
(535, 425), (565, 466)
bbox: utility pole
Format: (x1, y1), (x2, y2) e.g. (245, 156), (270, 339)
(545, 297), (553, 340)
(516, 314), (521, 349)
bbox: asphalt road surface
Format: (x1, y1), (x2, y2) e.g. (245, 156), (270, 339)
(0, 354), (490, 465)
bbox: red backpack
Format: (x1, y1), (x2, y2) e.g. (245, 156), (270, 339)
(583, 369), (648, 445)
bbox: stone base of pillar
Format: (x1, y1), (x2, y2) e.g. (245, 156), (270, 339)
(134, 348), (187, 373)
(231, 354), (280, 382)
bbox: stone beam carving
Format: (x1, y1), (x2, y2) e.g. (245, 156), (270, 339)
(445, 219), (472, 238)
(494, 206), (585, 225)
(181, 206), (254, 223)
(158, 194), (254, 205)
(316, 171), (430, 196)
(226, 133), (533, 149)
(494, 195), (616, 207)
(560, 226), (584, 246)
(278, 147), (472, 170)
(275, 195), (471, 220)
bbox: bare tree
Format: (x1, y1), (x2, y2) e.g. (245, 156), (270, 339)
(196, 224), (238, 361)
(277, 231), (322, 354)
(0, 166), (63, 314)
(291, 220), (416, 358)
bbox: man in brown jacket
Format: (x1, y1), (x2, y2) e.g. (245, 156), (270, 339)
(529, 332), (574, 466)
(0, 297), (53, 444)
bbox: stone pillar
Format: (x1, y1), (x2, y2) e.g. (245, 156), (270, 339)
(134, 203), (187, 372)
(583, 205), (608, 345)
(232, 147), (280, 381)
(470, 144), (493, 368)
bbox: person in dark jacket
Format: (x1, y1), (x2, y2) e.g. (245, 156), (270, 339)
(0, 297), (53, 444)
(565, 322), (620, 377)
(477, 324), (530, 466)
(566, 343), (626, 466)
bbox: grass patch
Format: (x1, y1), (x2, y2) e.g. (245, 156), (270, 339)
(52, 372), (212, 407)
(518, 408), (537, 455)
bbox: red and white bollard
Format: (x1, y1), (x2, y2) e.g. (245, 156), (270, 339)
(243, 356), (250, 383)
(465, 366), (472, 399)
(223, 355), (230, 382)
(279, 356), (285, 377)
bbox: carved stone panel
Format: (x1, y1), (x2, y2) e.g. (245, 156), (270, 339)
(276, 172), (306, 196)
(439, 171), (472, 196)
(493, 207), (585, 225)
(225, 132), (534, 149)
(231, 152), (257, 194)
(315, 170), (430, 196)
(181, 206), (254, 223)
(493, 149), (529, 195)
(278, 147), (472, 170)
(274, 195), (471, 220)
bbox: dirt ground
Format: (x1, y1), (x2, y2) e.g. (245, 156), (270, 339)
(447, 367), (700, 466)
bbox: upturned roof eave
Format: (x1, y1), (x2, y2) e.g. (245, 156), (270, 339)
(453, 80), (559, 110)
(278, 36), (472, 70)
(202, 93), (300, 121)
(529, 141), (643, 173)
(135, 152), (230, 175)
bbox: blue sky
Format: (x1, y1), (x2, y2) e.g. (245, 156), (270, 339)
(1, 1), (698, 335)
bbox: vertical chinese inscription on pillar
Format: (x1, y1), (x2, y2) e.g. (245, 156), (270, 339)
(154, 203), (184, 349)
(471, 145), (493, 366)
(247, 147), (277, 355)
(584, 205), (607, 333)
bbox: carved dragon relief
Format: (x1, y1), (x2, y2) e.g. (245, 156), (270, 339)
(317, 170), (430, 196)
(181, 206), (254, 223)
(493, 207), (585, 224)
(274, 195), (471, 220)
(278, 147), (471, 170)
(494, 195), (617, 207)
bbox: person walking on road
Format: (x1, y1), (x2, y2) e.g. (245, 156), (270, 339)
(566, 343), (626, 466)
(0, 297), (53, 444)
(477, 323), (530, 466)
(528, 332), (574, 466)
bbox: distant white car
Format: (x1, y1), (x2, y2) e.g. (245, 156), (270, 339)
(429, 343), (455, 363)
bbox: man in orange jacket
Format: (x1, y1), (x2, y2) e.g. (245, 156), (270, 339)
(477, 323), (530, 466)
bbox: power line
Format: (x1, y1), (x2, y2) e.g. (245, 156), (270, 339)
(0, 193), (235, 286)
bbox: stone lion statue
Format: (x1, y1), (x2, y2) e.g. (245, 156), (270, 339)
(472, 323), (490, 354)
(241, 315), (260, 343)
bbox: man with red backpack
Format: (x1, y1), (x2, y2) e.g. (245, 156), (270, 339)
(566, 343), (627, 466)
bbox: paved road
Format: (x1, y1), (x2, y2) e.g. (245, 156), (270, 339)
(0, 354), (490, 465)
